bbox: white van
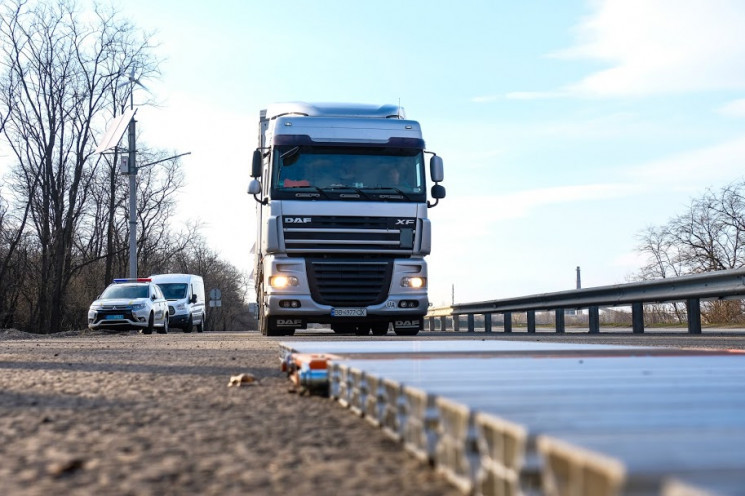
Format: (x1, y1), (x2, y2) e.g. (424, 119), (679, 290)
(149, 274), (206, 332)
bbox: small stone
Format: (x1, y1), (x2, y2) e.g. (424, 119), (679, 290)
(228, 373), (256, 387)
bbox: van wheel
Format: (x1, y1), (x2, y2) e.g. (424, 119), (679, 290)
(184, 315), (193, 333)
(143, 313), (154, 335)
(196, 315), (204, 333)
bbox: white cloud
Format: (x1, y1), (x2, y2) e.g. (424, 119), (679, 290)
(505, 91), (567, 100)
(435, 182), (642, 238)
(718, 99), (745, 117)
(626, 134), (745, 186)
(470, 95), (500, 103)
(551, 0), (745, 97)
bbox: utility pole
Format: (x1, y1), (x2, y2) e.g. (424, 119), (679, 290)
(127, 89), (137, 279)
(576, 266), (581, 290)
(96, 68), (190, 281)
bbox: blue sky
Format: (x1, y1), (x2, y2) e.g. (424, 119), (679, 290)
(89, 1), (745, 304)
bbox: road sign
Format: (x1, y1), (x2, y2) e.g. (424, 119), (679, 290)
(209, 288), (221, 300)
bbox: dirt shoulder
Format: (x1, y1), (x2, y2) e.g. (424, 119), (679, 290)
(0, 330), (461, 496)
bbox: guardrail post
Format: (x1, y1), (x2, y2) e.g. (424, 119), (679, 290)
(555, 309), (565, 333)
(632, 302), (644, 333)
(589, 306), (600, 334)
(527, 310), (536, 333)
(467, 314), (475, 332)
(686, 298), (702, 334)
(428, 316), (435, 332)
(453, 315), (460, 332)
(484, 313), (492, 333)
(440, 316), (448, 332)
(504, 311), (512, 333)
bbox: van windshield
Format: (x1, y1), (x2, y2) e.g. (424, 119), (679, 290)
(157, 283), (188, 300)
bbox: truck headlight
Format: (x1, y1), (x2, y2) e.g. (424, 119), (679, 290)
(401, 276), (426, 288)
(270, 275), (299, 288)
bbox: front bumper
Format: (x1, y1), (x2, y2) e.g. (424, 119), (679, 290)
(88, 309), (150, 329)
(167, 313), (193, 328)
(265, 293), (428, 320)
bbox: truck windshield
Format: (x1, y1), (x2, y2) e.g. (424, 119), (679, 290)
(271, 145), (425, 201)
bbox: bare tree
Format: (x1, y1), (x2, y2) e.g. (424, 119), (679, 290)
(634, 180), (745, 325)
(0, 0), (158, 332)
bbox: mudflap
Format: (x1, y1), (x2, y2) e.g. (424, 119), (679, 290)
(271, 316), (306, 334)
(393, 315), (424, 336)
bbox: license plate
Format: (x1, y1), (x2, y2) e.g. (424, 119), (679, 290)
(331, 308), (367, 317)
(106, 314), (124, 320)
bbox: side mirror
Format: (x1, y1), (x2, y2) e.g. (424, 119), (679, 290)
(248, 179), (266, 205)
(191, 294), (197, 304)
(428, 184), (446, 208)
(248, 179), (261, 195)
(251, 149), (263, 178)
(430, 155), (444, 183)
(151, 294), (156, 301)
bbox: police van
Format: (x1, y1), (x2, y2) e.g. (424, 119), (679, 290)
(149, 274), (206, 332)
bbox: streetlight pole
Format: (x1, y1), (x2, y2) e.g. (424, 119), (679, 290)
(127, 90), (137, 279)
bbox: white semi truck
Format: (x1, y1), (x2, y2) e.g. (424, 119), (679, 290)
(247, 102), (445, 336)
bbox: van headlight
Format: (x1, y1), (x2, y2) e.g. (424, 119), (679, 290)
(401, 276), (426, 288)
(270, 275), (299, 288)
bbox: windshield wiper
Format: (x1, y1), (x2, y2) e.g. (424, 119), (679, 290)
(360, 186), (412, 201)
(296, 186), (331, 199)
(321, 185), (373, 200)
(280, 146), (300, 160)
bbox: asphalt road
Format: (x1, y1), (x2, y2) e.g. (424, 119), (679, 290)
(1, 328), (743, 495)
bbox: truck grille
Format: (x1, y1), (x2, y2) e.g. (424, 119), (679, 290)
(307, 259), (392, 306)
(283, 216), (415, 254)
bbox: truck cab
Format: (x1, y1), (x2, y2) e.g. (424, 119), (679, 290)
(248, 102), (445, 336)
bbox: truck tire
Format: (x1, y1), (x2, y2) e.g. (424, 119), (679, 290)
(370, 322), (389, 336)
(332, 323), (355, 334)
(258, 309), (288, 336)
(184, 315), (193, 333)
(196, 315), (204, 333)
(259, 311), (269, 336)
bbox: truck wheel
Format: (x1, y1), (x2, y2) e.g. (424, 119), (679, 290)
(259, 312), (268, 335)
(332, 324), (355, 334)
(371, 322), (389, 336)
(184, 315), (193, 333)
(196, 315), (204, 333)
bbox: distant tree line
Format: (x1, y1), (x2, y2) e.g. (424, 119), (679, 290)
(635, 179), (745, 324)
(0, 0), (250, 333)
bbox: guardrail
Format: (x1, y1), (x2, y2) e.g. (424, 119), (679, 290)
(426, 268), (745, 334)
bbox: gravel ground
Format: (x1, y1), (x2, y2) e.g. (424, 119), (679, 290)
(1, 328), (743, 495)
(0, 329), (463, 496)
